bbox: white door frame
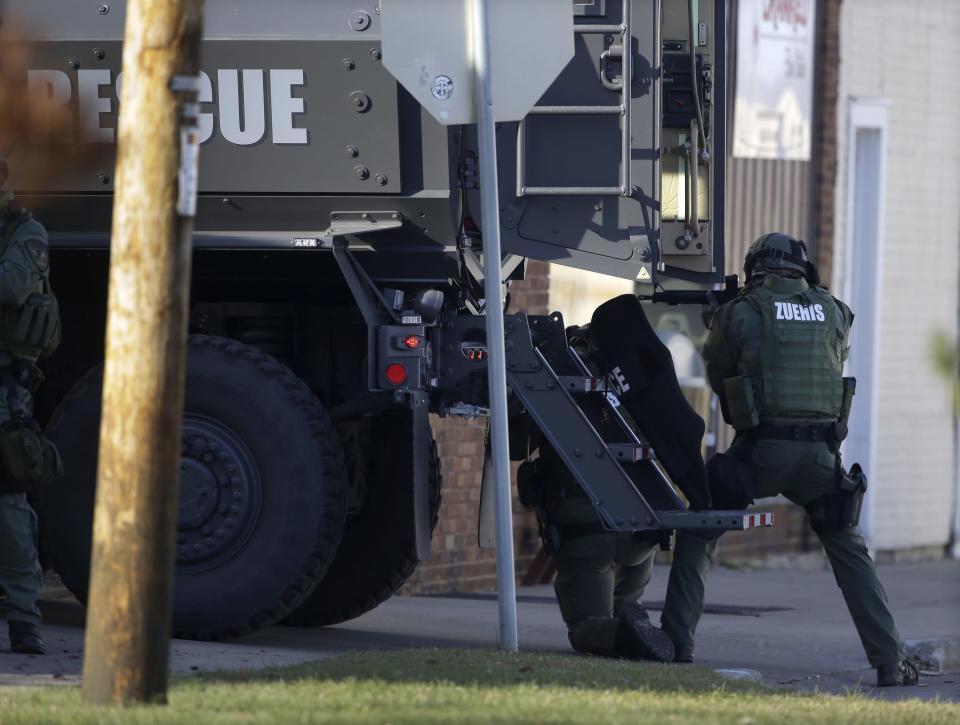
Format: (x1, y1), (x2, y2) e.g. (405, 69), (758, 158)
(954, 425), (960, 558)
(841, 96), (890, 548)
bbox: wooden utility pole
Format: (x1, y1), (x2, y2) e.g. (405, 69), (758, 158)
(82, 0), (204, 705)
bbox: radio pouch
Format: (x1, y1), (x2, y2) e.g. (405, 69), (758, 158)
(832, 377), (857, 448)
(0, 418), (62, 493)
(722, 375), (759, 431)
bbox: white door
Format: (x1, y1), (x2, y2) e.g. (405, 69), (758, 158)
(841, 97), (890, 548)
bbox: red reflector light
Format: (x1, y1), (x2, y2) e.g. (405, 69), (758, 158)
(385, 363), (407, 386)
(403, 335), (423, 349)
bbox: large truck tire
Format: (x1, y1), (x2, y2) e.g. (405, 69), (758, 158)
(284, 410), (441, 627)
(40, 335), (347, 640)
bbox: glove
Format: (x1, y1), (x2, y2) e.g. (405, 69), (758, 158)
(683, 480), (712, 511)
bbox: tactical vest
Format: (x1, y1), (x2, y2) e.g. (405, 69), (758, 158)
(0, 208), (61, 362)
(741, 283), (845, 419)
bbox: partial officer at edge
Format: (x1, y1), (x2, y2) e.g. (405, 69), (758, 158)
(659, 233), (918, 688)
(0, 152), (63, 656)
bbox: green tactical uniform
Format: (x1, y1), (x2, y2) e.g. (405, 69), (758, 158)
(539, 441), (661, 656)
(0, 393), (42, 627)
(521, 322), (671, 661)
(0, 194), (59, 630)
(660, 273), (904, 669)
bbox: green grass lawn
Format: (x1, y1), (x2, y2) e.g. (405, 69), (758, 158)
(1, 648), (956, 724)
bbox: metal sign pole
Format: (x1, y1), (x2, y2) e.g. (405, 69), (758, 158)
(470, 0), (519, 652)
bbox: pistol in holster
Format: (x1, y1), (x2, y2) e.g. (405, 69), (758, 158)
(537, 512), (563, 556)
(837, 462), (868, 529)
(806, 460), (868, 532)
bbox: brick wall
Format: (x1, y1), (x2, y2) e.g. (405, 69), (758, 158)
(401, 261), (549, 593)
(711, 502), (817, 561)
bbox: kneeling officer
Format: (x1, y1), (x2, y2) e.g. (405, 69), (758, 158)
(0, 157), (62, 655)
(660, 233), (918, 687)
(517, 326), (674, 663)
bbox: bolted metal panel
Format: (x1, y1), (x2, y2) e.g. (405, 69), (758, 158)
(497, 0), (727, 286)
(19, 39), (402, 194)
(379, 0), (574, 125)
(494, 0), (661, 281)
(14, 0), (741, 288)
(9, 0), (384, 40)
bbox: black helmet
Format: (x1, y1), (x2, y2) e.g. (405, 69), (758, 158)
(744, 232), (814, 283)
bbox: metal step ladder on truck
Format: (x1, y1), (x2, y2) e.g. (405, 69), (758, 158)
(8, 0), (771, 640)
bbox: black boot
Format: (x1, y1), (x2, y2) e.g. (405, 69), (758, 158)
(8, 620), (46, 655)
(614, 609), (675, 663)
(672, 641), (694, 664)
(876, 660), (919, 687)
(617, 601), (651, 625)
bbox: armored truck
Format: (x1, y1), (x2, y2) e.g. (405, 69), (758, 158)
(6, 0), (742, 640)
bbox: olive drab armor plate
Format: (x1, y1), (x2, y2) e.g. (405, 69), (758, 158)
(744, 285), (845, 419)
(490, 0), (727, 283)
(10, 0), (727, 287)
(0, 288), (61, 362)
(379, 0), (574, 125)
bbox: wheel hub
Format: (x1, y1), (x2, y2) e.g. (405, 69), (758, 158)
(176, 414), (261, 571)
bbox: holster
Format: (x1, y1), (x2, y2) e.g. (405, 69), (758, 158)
(805, 460), (868, 532)
(537, 510), (563, 556)
(838, 462), (868, 528)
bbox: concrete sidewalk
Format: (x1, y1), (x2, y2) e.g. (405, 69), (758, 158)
(1, 559), (957, 701)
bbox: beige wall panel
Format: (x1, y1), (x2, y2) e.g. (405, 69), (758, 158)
(547, 263), (634, 327)
(834, 0), (960, 551)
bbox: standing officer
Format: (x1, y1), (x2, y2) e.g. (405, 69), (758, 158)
(660, 233), (918, 687)
(517, 326), (675, 663)
(0, 154), (62, 655)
